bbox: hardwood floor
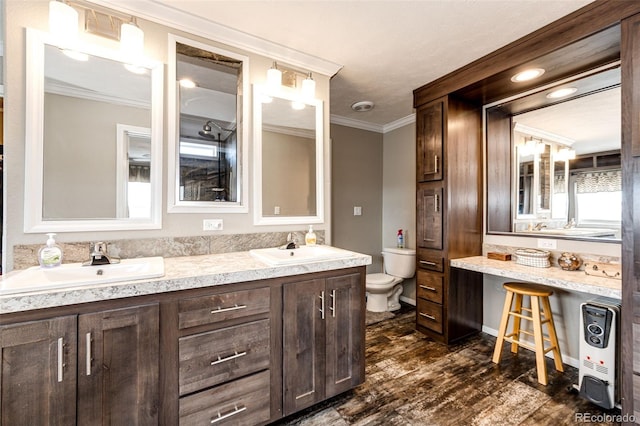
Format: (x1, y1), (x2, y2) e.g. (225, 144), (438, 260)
(275, 306), (620, 425)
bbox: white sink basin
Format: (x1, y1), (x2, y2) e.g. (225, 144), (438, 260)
(250, 245), (356, 266)
(0, 256), (165, 294)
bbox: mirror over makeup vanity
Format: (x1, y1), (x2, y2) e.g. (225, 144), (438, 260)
(485, 62), (621, 242)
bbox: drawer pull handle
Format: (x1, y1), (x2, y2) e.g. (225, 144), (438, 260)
(210, 304), (247, 314)
(330, 289), (336, 317)
(419, 285), (437, 292)
(419, 260), (437, 266)
(57, 337), (64, 382)
(419, 312), (437, 321)
(210, 351), (247, 366)
(319, 291), (325, 320)
(210, 404), (247, 424)
(86, 332), (92, 376)
(434, 193), (440, 213)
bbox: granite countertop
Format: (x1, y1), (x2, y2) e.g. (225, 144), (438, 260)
(0, 249), (372, 314)
(451, 256), (621, 299)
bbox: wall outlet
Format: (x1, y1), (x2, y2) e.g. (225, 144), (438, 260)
(274, 206), (280, 215)
(203, 219), (223, 231)
(537, 238), (557, 249)
(354, 206), (362, 216)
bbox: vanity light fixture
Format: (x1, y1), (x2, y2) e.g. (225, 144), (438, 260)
(511, 68), (545, 83)
(49, 0), (78, 47)
(120, 17), (144, 61)
(556, 147), (576, 161)
(267, 61), (282, 90)
(49, 0), (87, 60)
(546, 87), (578, 99)
(302, 72), (316, 100)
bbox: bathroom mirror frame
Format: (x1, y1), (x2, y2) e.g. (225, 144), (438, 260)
(166, 34), (250, 213)
(253, 84), (324, 225)
(23, 28), (164, 232)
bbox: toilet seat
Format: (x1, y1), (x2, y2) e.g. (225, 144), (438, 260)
(366, 273), (401, 288)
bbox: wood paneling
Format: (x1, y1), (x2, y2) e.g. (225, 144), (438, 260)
(417, 99), (444, 182)
(485, 107), (513, 234)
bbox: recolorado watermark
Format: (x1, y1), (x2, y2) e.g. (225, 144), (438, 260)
(575, 412), (636, 423)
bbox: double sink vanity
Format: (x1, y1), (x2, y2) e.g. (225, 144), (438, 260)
(0, 246), (371, 425)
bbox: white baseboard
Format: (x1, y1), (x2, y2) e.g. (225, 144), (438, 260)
(400, 296), (416, 306)
(482, 325), (579, 369)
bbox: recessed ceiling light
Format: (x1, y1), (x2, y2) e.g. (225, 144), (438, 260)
(510, 68), (545, 83)
(351, 101), (374, 112)
(179, 78), (196, 88)
(546, 87), (578, 99)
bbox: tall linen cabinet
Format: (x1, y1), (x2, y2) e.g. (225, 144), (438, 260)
(413, 94), (483, 344)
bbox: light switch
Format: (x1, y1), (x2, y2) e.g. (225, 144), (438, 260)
(354, 206), (362, 216)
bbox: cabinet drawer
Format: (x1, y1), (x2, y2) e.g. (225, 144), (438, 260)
(417, 299), (443, 334)
(179, 287), (270, 329)
(179, 319), (270, 395)
(417, 271), (443, 304)
(417, 249), (444, 272)
(179, 370), (270, 426)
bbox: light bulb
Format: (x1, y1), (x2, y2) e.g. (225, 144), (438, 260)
(49, 1), (78, 48)
(267, 62), (282, 90)
(121, 19), (144, 61)
(302, 73), (316, 100)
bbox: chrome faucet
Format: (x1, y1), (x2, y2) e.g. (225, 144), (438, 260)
(533, 222), (547, 231)
(281, 233), (299, 250)
(564, 218), (577, 229)
(83, 241), (120, 266)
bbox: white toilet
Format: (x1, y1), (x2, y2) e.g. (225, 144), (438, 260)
(366, 248), (416, 312)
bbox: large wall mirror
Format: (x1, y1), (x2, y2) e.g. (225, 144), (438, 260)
(486, 64), (621, 242)
(167, 34), (249, 213)
(253, 85), (324, 225)
(24, 29), (163, 232)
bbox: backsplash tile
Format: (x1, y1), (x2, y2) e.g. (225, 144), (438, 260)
(12, 230), (325, 270)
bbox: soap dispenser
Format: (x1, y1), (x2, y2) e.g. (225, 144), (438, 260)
(305, 225), (317, 246)
(38, 233), (63, 268)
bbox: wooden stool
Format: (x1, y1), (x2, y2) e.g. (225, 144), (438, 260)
(492, 282), (564, 385)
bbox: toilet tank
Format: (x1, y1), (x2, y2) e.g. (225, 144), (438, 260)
(382, 248), (416, 278)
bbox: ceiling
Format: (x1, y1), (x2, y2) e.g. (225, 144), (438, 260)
(152, 0), (595, 130)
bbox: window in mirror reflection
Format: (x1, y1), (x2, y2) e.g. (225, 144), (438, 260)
(176, 42), (240, 203)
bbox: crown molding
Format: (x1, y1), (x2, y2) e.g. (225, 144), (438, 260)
(330, 115), (384, 133)
(383, 113), (416, 133)
(330, 113), (416, 134)
(88, 0), (343, 76)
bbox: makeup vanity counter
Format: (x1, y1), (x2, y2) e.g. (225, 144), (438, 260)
(0, 248), (371, 425)
(451, 256), (621, 299)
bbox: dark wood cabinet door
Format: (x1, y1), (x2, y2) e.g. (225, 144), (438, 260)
(325, 273), (365, 398)
(417, 99), (444, 182)
(0, 316), (77, 426)
(77, 304), (159, 426)
(282, 279), (326, 415)
(417, 184), (444, 250)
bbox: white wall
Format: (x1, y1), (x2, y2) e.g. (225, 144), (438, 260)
(382, 122), (416, 303)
